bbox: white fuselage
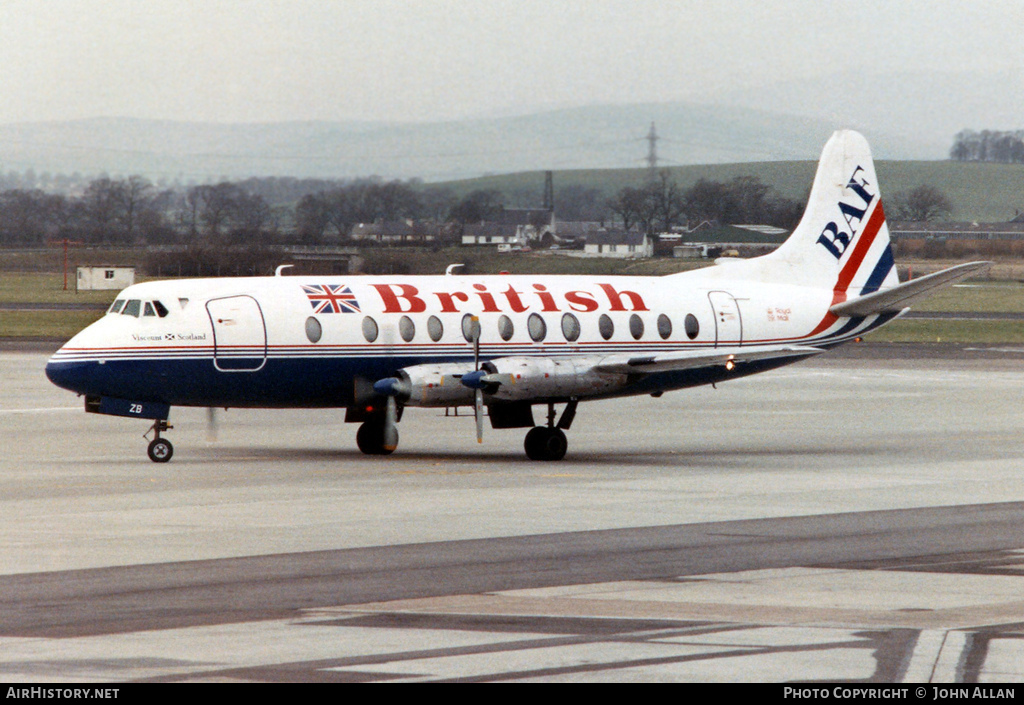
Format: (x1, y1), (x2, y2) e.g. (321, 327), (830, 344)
(45, 266), (868, 411)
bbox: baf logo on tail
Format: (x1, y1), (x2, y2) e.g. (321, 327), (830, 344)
(816, 166), (875, 260)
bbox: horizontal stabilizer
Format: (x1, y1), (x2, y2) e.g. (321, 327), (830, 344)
(596, 344), (825, 375)
(829, 261), (991, 318)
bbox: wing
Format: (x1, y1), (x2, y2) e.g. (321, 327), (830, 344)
(594, 344), (826, 375)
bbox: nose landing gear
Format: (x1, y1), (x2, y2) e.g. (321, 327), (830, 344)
(146, 419), (174, 463)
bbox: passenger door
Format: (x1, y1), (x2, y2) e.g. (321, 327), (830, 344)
(206, 295), (268, 371)
(708, 291), (743, 347)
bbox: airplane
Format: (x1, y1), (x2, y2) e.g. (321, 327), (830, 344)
(45, 130), (988, 463)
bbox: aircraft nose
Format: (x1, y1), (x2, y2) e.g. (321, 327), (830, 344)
(45, 357), (96, 395)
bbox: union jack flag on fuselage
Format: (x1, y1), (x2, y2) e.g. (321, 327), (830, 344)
(302, 284), (361, 314)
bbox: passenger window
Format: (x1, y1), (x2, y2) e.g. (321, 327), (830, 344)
(143, 302), (156, 317)
(305, 316), (322, 343)
(629, 314), (644, 340)
(427, 315), (443, 342)
(598, 314), (614, 341)
(657, 313), (672, 340)
(497, 315), (514, 341)
(685, 313), (700, 340)
(122, 300), (141, 317)
(362, 316), (379, 343)
(561, 313), (580, 342)
(528, 313), (547, 342)
(399, 315), (416, 342)
(108, 299), (125, 314)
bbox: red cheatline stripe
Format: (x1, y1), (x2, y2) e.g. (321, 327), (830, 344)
(835, 201), (887, 296)
(806, 202), (888, 337)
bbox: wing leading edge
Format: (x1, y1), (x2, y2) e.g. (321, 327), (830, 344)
(595, 344), (826, 375)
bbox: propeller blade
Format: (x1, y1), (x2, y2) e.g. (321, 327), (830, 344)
(383, 395), (399, 452)
(471, 315), (481, 370)
(206, 407), (218, 442)
(470, 314), (483, 444)
(475, 389), (484, 444)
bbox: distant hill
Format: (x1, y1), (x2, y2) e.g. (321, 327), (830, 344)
(4, 67), (1019, 183)
(0, 103), (935, 183)
(444, 160), (1024, 223)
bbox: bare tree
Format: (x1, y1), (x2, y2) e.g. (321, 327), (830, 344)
(295, 192), (332, 242)
(112, 175), (153, 242)
(891, 185), (953, 222)
(197, 182), (244, 238)
(649, 171), (687, 234)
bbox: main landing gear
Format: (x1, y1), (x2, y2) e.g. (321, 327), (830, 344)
(353, 399), (578, 461)
(524, 400), (577, 461)
(356, 419), (397, 456)
(524, 426), (567, 461)
(146, 419), (174, 463)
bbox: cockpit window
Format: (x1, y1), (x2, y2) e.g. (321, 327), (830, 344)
(122, 299), (142, 317)
(108, 299), (125, 314)
(143, 302), (157, 317)
(153, 301), (169, 318)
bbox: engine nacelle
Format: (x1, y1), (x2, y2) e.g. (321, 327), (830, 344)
(482, 356), (626, 402)
(395, 362), (477, 407)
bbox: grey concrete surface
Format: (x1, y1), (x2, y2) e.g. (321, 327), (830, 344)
(2, 347), (1024, 682)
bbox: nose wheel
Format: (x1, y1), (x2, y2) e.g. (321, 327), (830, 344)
(145, 419), (174, 463)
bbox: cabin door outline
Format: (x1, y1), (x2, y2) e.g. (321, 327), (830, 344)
(206, 295), (268, 372)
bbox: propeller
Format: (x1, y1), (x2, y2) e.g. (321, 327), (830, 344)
(383, 395), (399, 452)
(206, 407), (219, 442)
(470, 315), (483, 444)
(371, 377), (408, 453)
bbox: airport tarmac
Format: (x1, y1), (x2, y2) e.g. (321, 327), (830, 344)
(2, 344), (1024, 682)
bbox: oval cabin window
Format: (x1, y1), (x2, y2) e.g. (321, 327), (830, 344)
(598, 314), (614, 340)
(427, 315), (443, 342)
(629, 314), (645, 340)
(561, 313), (581, 342)
(362, 316), (379, 343)
(684, 313), (700, 340)
(657, 314), (672, 340)
(305, 316), (322, 343)
(528, 313), (547, 342)
(399, 315), (415, 342)
(497, 315), (514, 341)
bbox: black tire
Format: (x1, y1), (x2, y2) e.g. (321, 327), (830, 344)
(545, 428), (568, 461)
(524, 427), (568, 461)
(147, 438), (173, 463)
(524, 426), (547, 460)
(356, 422), (396, 455)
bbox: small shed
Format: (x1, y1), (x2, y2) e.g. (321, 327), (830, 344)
(76, 266), (135, 291)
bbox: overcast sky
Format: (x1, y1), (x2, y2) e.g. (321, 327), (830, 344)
(1, 0), (1022, 125)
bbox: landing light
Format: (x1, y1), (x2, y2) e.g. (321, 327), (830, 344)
(725, 356), (735, 372)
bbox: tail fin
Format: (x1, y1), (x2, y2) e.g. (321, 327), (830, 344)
(769, 130), (899, 301)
